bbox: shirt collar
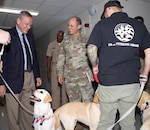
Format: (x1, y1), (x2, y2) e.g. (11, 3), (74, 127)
(16, 25), (22, 37)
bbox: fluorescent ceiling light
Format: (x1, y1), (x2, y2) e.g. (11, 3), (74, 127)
(0, 7), (39, 16)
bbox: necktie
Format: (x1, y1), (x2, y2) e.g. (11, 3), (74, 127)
(22, 34), (32, 72)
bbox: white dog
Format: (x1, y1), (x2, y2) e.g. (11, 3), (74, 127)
(30, 89), (55, 130)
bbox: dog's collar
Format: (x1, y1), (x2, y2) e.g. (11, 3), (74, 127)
(32, 114), (53, 126)
(32, 111), (53, 126)
(141, 100), (150, 114)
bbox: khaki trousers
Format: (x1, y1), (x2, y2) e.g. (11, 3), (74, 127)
(6, 71), (35, 130)
(97, 83), (140, 130)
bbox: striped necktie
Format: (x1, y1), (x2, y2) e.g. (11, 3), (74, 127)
(22, 34), (32, 72)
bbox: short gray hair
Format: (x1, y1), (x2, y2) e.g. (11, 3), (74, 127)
(18, 11), (32, 19)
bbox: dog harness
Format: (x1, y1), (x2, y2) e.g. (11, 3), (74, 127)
(32, 114), (53, 126)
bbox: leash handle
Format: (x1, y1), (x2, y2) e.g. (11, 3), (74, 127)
(106, 82), (145, 130)
(93, 73), (99, 83)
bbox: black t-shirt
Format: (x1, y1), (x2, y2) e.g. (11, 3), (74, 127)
(88, 12), (150, 86)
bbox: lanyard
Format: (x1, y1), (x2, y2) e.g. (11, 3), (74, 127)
(0, 45), (4, 61)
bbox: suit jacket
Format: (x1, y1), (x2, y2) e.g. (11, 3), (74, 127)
(0, 26), (41, 93)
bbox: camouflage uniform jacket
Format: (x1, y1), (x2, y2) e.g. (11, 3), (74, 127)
(57, 34), (92, 78)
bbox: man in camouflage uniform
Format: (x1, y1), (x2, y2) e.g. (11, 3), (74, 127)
(57, 16), (94, 103)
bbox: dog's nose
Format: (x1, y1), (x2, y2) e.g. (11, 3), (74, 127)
(39, 90), (43, 94)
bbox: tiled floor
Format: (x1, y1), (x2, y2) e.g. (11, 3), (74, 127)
(0, 97), (142, 130)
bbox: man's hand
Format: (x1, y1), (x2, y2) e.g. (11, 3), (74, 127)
(139, 74), (148, 85)
(58, 74), (63, 85)
(93, 74), (99, 83)
(36, 77), (42, 87)
(93, 64), (99, 83)
(0, 85), (6, 97)
(0, 29), (11, 45)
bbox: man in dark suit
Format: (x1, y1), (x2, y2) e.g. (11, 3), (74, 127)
(0, 11), (42, 130)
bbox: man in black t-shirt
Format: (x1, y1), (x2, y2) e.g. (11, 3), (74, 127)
(87, 1), (150, 130)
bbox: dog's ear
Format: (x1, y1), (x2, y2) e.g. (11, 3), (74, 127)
(93, 90), (100, 104)
(44, 93), (52, 103)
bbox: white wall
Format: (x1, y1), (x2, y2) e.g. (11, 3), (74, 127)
(35, 31), (51, 91)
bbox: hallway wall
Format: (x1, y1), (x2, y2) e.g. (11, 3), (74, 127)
(35, 31), (51, 92)
(51, 0), (150, 38)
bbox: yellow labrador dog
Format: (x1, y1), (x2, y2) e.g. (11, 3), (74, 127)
(54, 92), (100, 130)
(138, 91), (150, 130)
(30, 89), (55, 130)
